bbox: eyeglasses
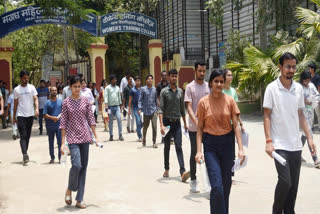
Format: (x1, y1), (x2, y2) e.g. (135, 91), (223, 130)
(284, 65), (296, 70)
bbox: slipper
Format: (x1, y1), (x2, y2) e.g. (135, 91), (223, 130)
(75, 202), (87, 209)
(65, 190), (72, 205)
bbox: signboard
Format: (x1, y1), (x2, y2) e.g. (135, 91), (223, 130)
(0, 5), (98, 38)
(100, 12), (157, 38)
(218, 42), (226, 68)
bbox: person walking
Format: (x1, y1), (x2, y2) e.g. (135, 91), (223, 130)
(99, 80), (109, 132)
(263, 53), (316, 214)
(128, 76), (142, 142)
(159, 69), (190, 182)
(122, 76), (135, 133)
(37, 80), (50, 135)
(6, 85), (19, 140)
(2, 82), (9, 128)
(299, 70), (320, 168)
(195, 69), (245, 214)
(62, 75), (73, 101)
(44, 86), (62, 164)
(0, 80), (6, 129)
(80, 79), (95, 105)
(0, 89), (4, 120)
(13, 71), (39, 165)
(104, 75), (124, 141)
(139, 74), (158, 148)
(120, 72), (135, 120)
(157, 71), (169, 144)
(60, 76), (99, 209)
(184, 61), (210, 193)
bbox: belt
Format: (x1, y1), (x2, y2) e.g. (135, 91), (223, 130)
(164, 117), (180, 122)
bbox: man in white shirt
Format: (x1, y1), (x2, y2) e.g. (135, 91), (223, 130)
(263, 52), (316, 214)
(14, 71), (39, 165)
(6, 84), (19, 140)
(62, 75), (73, 101)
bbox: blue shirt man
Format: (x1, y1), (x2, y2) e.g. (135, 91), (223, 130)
(37, 80), (49, 135)
(129, 76), (143, 141)
(43, 87), (62, 163)
(138, 75), (158, 147)
(129, 86), (141, 110)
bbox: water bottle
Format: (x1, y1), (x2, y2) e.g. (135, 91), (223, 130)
(200, 160), (211, 193)
(60, 142), (69, 165)
(161, 125), (170, 137)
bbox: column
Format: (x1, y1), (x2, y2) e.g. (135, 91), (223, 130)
(148, 39), (163, 85)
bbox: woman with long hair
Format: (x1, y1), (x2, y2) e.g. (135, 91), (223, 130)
(195, 70), (245, 214)
(60, 76), (99, 209)
(99, 80), (109, 131)
(299, 70), (320, 168)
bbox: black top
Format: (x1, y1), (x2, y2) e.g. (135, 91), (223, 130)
(156, 81), (169, 98)
(311, 73), (320, 90)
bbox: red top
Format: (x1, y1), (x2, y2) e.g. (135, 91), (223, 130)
(60, 96), (96, 144)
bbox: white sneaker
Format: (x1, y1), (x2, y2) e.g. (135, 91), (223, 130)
(190, 180), (200, 193)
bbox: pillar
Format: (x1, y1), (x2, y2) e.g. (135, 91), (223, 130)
(0, 39), (14, 91)
(148, 39), (162, 86)
(87, 37), (108, 89)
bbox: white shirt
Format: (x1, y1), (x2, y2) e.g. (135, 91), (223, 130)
(8, 94), (14, 115)
(14, 84), (38, 117)
(80, 88), (95, 104)
(62, 86), (72, 100)
(263, 78), (305, 151)
(120, 77), (135, 93)
(4, 89), (9, 107)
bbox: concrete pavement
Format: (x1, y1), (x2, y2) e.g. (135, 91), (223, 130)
(0, 113), (319, 214)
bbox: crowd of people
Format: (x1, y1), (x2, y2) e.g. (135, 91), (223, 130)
(0, 52), (319, 213)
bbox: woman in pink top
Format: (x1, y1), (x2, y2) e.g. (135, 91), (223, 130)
(60, 76), (99, 209)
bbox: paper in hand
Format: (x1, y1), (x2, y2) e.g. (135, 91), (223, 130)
(107, 109), (111, 114)
(241, 131), (249, 148)
(140, 112), (144, 123)
(181, 127), (189, 140)
(91, 105), (96, 114)
(124, 108), (128, 112)
(232, 156), (248, 172)
(272, 151), (286, 166)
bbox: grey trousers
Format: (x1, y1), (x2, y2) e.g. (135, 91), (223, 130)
(142, 112), (157, 143)
(68, 143), (89, 202)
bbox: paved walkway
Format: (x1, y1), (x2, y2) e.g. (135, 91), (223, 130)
(0, 114), (319, 214)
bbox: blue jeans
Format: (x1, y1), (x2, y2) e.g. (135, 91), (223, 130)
(203, 132), (234, 214)
(68, 143), (89, 202)
(47, 126), (61, 160)
(38, 109), (44, 133)
(108, 106), (122, 137)
(163, 118), (185, 176)
(133, 108), (142, 139)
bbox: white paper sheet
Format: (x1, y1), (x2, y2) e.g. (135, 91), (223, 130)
(124, 108), (128, 112)
(91, 105), (96, 114)
(161, 126), (170, 137)
(272, 151), (287, 166)
(140, 112), (144, 123)
(242, 131), (249, 148)
(107, 109), (111, 114)
(232, 156), (248, 172)
(181, 127), (190, 140)
(199, 160), (211, 193)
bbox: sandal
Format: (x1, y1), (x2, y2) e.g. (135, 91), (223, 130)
(65, 190), (72, 205)
(314, 161), (320, 169)
(75, 201), (87, 209)
(163, 170), (169, 178)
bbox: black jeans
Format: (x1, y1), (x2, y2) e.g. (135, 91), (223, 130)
(189, 131), (197, 180)
(17, 116), (34, 155)
(163, 117), (185, 176)
(273, 150), (302, 214)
